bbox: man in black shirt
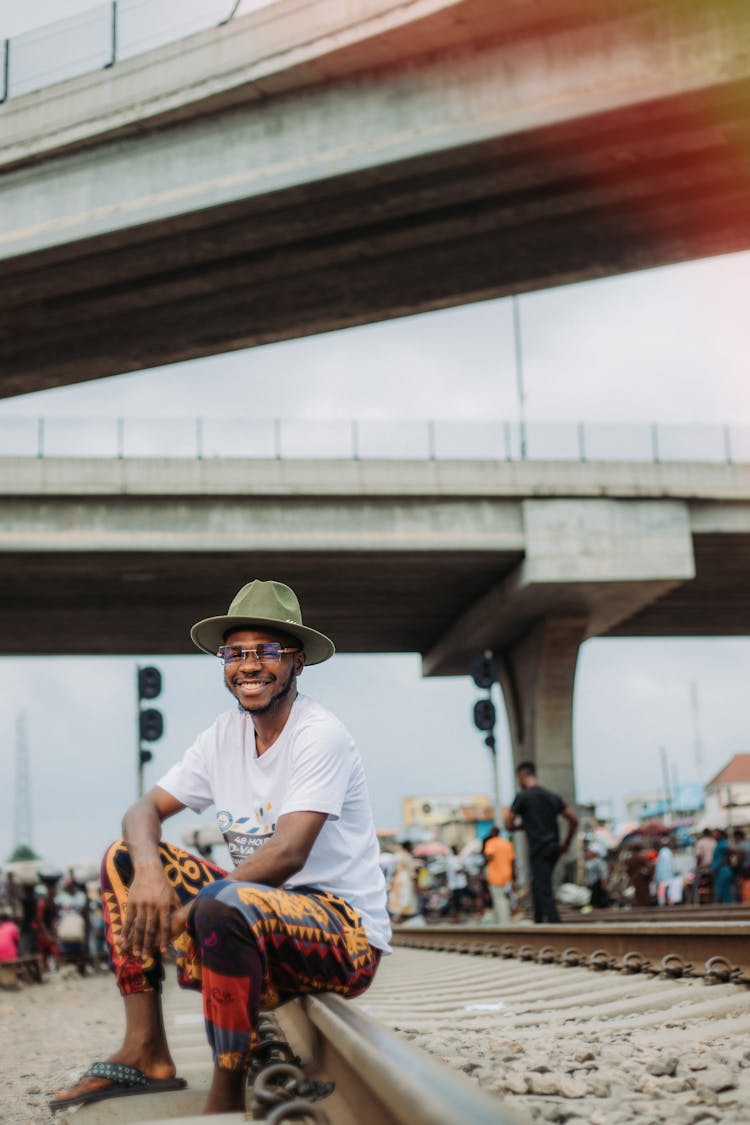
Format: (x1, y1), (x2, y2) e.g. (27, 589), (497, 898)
(505, 761), (578, 923)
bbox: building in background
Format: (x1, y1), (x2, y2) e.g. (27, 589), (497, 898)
(697, 754), (750, 831)
(402, 794), (494, 848)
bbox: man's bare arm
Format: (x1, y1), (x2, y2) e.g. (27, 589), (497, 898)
(119, 786), (186, 958)
(559, 806), (579, 854)
(169, 810), (328, 940)
(227, 810), (327, 886)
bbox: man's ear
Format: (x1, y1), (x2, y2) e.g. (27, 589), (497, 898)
(294, 652), (306, 676)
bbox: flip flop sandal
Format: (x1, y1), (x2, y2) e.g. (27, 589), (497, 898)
(49, 1061), (187, 1111)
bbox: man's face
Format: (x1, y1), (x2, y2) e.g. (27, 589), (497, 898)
(222, 628), (305, 717)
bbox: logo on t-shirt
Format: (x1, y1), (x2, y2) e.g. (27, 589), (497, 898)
(216, 807), (276, 865)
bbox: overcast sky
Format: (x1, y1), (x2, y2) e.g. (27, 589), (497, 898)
(1, 0), (749, 871)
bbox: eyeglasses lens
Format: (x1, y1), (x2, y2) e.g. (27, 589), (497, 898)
(219, 644), (284, 666)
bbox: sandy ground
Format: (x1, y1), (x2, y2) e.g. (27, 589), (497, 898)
(3, 967), (124, 1125)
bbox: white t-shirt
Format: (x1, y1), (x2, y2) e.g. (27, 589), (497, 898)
(157, 694), (391, 952)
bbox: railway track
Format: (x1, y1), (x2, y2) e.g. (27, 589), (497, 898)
(61, 967), (514, 1125)
(559, 904), (750, 924)
(391, 920), (750, 983)
(56, 920), (749, 1124)
(365, 925), (750, 1124)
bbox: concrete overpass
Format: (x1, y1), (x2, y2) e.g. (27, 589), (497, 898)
(1, 454), (749, 799)
(2, 0), (750, 395)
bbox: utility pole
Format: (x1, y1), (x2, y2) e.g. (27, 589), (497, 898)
(13, 710), (33, 852)
(660, 745), (673, 824)
(689, 680), (704, 780)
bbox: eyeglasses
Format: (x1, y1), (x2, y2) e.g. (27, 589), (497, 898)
(217, 643), (301, 667)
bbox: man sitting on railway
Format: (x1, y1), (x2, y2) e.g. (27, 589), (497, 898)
(50, 579), (391, 1115)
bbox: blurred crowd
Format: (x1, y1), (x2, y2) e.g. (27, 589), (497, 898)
(381, 836), (520, 926)
(0, 866), (107, 975)
(600, 825), (750, 910)
(379, 823), (750, 925)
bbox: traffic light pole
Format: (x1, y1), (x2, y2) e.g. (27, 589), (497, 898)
(136, 665), (145, 798)
(136, 664), (163, 798)
(486, 729), (503, 830)
(470, 651), (504, 828)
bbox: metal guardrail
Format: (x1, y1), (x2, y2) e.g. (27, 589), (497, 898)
(0, 0), (270, 103)
(0, 416), (748, 463)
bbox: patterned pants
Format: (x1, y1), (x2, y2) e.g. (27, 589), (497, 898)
(100, 839), (381, 1070)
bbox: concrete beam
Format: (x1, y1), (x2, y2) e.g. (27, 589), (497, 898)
(0, 456), (748, 499)
(4, 0), (749, 260)
(2, 0), (750, 393)
(422, 498), (696, 675)
(0, 460), (746, 657)
(0, 496), (524, 552)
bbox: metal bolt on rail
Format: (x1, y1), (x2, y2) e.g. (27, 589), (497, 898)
(659, 953), (692, 979)
(250, 1062), (335, 1120)
(704, 955), (744, 985)
(621, 950), (651, 975)
(589, 949), (616, 971)
(265, 1100), (331, 1123)
(245, 1014), (335, 1120)
(561, 946), (585, 967)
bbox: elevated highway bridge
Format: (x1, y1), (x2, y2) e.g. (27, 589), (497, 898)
(1, 453), (748, 798)
(1, 0), (750, 395)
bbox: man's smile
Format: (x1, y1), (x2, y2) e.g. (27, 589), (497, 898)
(235, 678), (273, 695)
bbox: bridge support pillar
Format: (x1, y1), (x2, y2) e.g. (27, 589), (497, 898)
(497, 615), (587, 807)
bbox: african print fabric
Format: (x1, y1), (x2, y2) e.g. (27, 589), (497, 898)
(99, 841), (380, 1070)
(100, 838), (226, 994)
(190, 880), (380, 1069)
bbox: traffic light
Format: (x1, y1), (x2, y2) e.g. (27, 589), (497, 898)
(470, 652), (496, 689)
(473, 698), (496, 731)
(137, 665), (163, 795)
(138, 666), (162, 700)
(139, 708), (164, 742)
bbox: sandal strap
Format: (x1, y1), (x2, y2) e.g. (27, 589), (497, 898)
(84, 1062), (150, 1088)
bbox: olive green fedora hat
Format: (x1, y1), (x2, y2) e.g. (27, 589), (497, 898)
(190, 579), (335, 665)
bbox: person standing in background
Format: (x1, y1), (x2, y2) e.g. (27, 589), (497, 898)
(505, 761), (578, 924)
(482, 826), (515, 924)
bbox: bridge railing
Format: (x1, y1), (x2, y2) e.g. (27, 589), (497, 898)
(0, 0), (269, 102)
(0, 417), (747, 463)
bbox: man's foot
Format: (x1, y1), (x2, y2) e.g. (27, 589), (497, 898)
(50, 1056), (184, 1110)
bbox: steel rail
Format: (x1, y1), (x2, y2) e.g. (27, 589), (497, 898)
(559, 904), (750, 924)
(391, 921), (750, 983)
(270, 991), (526, 1124)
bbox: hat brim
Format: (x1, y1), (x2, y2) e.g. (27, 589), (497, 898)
(190, 615), (335, 665)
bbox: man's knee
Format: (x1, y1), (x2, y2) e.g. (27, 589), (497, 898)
(191, 895), (250, 950)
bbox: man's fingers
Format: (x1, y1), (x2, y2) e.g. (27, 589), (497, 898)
(160, 903), (177, 953)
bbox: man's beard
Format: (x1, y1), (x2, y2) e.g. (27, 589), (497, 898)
(228, 662), (297, 716)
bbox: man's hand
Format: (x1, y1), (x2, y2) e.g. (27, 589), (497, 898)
(119, 863), (180, 959)
(170, 902), (194, 941)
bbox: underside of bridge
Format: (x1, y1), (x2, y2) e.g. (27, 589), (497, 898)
(1, 533), (747, 658)
(1, 0), (749, 395)
(3, 0), (750, 802)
